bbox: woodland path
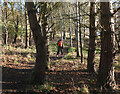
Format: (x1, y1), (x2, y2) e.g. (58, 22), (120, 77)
(2, 42), (120, 93)
(46, 44), (97, 93)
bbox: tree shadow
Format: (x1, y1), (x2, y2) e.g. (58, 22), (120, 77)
(2, 66), (33, 93)
(5, 50), (36, 57)
(46, 69), (97, 93)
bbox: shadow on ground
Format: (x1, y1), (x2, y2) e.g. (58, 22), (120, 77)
(2, 66), (33, 93)
(46, 69), (98, 93)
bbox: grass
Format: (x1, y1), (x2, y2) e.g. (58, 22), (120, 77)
(49, 42), (57, 55)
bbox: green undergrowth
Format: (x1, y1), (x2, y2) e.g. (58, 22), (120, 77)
(49, 42), (57, 55)
(26, 82), (54, 93)
(2, 45), (36, 65)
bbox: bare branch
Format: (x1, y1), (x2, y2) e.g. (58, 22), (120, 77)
(112, 7), (120, 16)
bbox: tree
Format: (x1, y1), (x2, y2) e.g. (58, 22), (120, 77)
(40, 2), (50, 65)
(20, 2), (24, 44)
(76, 2), (80, 57)
(59, 7), (63, 40)
(97, 1), (117, 91)
(69, 3), (73, 47)
(26, 2), (47, 84)
(25, 3), (29, 48)
(87, 2), (96, 73)
(79, 2), (83, 63)
(9, 3), (20, 44)
(2, 2), (8, 48)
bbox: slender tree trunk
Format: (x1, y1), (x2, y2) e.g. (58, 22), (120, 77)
(50, 12), (53, 41)
(63, 17), (66, 40)
(83, 18), (86, 49)
(3, 2), (8, 47)
(29, 30), (32, 46)
(20, 2), (24, 44)
(10, 3), (19, 44)
(25, 3), (29, 48)
(13, 15), (19, 44)
(26, 2), (47, 84)
(87, 2), (96, 73)
(63, 4), (66, 40)
(21, 19), (24, 44)
(59, 8), (63, 40)
(79, 2), (83, 63)
(69, 4), (72, 47)
(76, 2), (80, 57)
(53, 29), (55, 39)
(97, 1), (116, 91)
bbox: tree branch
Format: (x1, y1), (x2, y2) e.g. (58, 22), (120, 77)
(112, 7), (120, 16)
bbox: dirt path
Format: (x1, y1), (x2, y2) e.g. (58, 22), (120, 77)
(47, 44), (97, 93)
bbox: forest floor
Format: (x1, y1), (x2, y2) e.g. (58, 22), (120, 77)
(1, 38), (120, 93)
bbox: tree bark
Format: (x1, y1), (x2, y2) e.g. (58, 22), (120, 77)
(25, 3), (29, 48)
(87, 2), (96, 73)
(13, 15), (19, 44)
(76, 2), (80, 57)
(59, 8), (63, 40)
(26, 2), (47, 84)
(41, 2), (50, 66)
(79, 2), (83, 63)
(69, 4), (72, 47)
(29, 30), (32, 46)
(97, 1), (116, 91)
(3, 2), (8, 47)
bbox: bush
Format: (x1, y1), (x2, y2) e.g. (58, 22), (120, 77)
(68, 47), (76, 53)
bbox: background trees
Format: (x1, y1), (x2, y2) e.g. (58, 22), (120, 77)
(1, 0), (120, 92)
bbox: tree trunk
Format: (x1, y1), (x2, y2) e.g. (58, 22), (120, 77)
(25, 3), (29, 48)
(13, 15), (19, 44)
(29, 30), (32, 46)
(69, 4), (72, 47)
(3, 2), (8, 48)
(41, 2), (50, 66)
(20, 2), (24, 44)
(26, 2), (47, 84)
(53, 29), (55, 39)
(20, 18), (24, 44)
(63, 18), (66, 40)
(97, 1), (116, 91)
(79, 2), (83, 63)
(76, 2), (80, 57)
(114, 6), (120, 52)
(50, 12), (53, 41)
(87, 2), (96, 73)
(59, 8), (63, 40)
